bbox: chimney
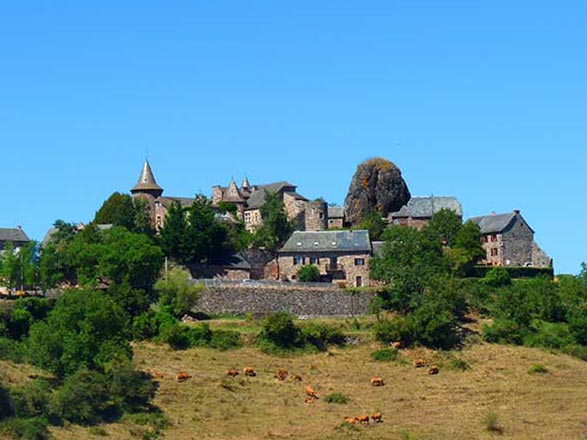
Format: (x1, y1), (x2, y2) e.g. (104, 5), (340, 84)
(513, 210), (520, 216)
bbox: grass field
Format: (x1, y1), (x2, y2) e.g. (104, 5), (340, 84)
(8, 317), (587, 440)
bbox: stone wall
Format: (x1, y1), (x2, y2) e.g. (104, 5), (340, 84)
(194, 282), (376, 317)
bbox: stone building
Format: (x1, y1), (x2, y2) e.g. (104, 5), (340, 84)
(213, 179), (328, 232)
(277, 230), (372, 287)
(327, 206), (345, 229)
(468, 210), (552, 268)
(0, 227), (29, 252)
(389, 196), (462, 229)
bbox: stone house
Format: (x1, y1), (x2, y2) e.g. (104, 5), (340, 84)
(213, 179), (328, 232)
(0, 227), (29, 252)
(188, 252), (252, 281)
(389, 196), (462, 229)
(277, 230), (372, 287)
(468, 210), (552, 268)
(327, 206), (345, 229)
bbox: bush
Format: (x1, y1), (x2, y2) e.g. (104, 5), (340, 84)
(186, 323), (213, 347)
(50, 370), (114, 425)
(483, 412), (503, 434)
(522, 320), (574, 350)
(301, 323), (345, 351)
(482, 319), (527, 345)
(258, 312), (302, 350)
(132, 307), (177, 341)
(324, 392), (349, 404)
(0, 417), (50, 440)
(162, 324), (192, 350)
(407, 300), (458, 350)
(297, 265), (321, 283)
(11, 380), (51, 419)
(374, 316), (412, 346)
(107, 365), (157, 413)
(528, 364), (548, 375)
(209, 330), (242, 351)
(371, 348), (399, 362)
(481, 267), (511, 288)
(0, 338), (25, 363)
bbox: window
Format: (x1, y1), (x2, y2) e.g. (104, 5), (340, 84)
(310, 257), (319, 264)
(354, 258), (365, 266)
(293, 256), (304, 265)
(491, 234), (497, 242)
(491, 248), (499, 257)
(244, 212), (251, 223)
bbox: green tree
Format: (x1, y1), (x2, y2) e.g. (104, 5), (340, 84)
(449, 221), (485, 276)
(370, 225), (448, 312)
(28, 289), (132, 377)
(297, 265), (321, 282)
(154, 267), (203, 317)
(423, 208), (463, 247)
(253, 192), (293, 251)
(185, 195), (230, 263)
(94, 192), (137, 230)
(158, 201), (190, 263)
(357, 210), (387, 241)
(0, 242), (20, 288)
(39, 220), (78, 289)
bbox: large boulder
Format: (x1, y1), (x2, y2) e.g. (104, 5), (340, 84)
(344, 158), (411, 225)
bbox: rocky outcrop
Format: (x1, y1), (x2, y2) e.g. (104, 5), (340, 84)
(344, 158), (411, 225)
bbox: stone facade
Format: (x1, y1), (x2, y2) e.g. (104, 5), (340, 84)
(195, 282), (376, 318)
(470, 210), (552, 268)
(278, 230), (373, 287)
(390, 196), (463, 230)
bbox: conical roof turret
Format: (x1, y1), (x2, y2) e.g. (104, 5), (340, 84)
(131, 160), (163, 197)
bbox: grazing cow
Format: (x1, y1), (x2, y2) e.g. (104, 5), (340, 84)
(226, 368), (240, 377)
(391, 341), (403, 349)
(371, 413), (383, 423)
(176, 372), (192, 382)
(414, 359), (427, 368)
(344, 417), (358, 425)
(305, 386), (318, 399)
(275, 369), (288, 381)
(290, 373), (302, 382)
(428, 365), (439, 375)
(149, 370), (165, 380)
(357, 415), (370, 425)
(243, 367), (256, 377)
(370, 377), (385, 387)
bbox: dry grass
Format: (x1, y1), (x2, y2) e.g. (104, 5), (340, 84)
(41, 335), (587, 440)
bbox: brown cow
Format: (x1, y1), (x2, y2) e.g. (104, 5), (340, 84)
(226, 368), (240, 377)
(357, 415), (370, 425)
(344, 417), (358, 425)
(176, 372), (192, 382)
(275, 369), (288, 381)
(371, 412), (383, 423)
(290, 373), (302, 382)
(243, 367), (256, 377)
(391, 341), (403, 349)
(149, 370), (165, 380)
(370, 377), (385, 387)
(428, 365), (439, 375)
(414, 359), (427, 368)
(305, 385), (318, 399)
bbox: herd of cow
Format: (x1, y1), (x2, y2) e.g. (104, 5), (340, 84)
(147, 350), (440, 429)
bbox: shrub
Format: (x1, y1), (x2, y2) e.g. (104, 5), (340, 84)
(50, 370), (114, 425)
(209, 330), (242, 351)
(186, 323), (213, 347)
(0, 417), (50, 440)
(301, 323), (345, 351)
(528, 364), (548, 375)
(483, 412), (503, 434)
(371, 348), (399, 362)
(107, 365), (157, 413)
(407, 300), (458, 350)
(446, 357), (470, 371)
(374, 316), (412, 346)
(481, 267), (512, 288)
(0, 337), (25, 363)
(482, 319), (527, 345)
(522, 321), (574, 350)
(564, 344), (587, 360)
(11, 380), (51, 419)
(324, 392), (349, 404)
(297, 265), (321, 283)
(258, 312), (302, 350)
(161, 324), (192, 350)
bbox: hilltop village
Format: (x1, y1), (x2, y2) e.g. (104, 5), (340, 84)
(1, 157), (552, 292)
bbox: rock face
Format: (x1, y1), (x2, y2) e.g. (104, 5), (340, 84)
(344, 158), (411, 225)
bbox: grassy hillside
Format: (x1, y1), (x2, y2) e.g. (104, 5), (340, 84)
(36, 317), (587, 440)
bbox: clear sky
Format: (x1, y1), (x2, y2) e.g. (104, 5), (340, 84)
(0, 1), (585, 274)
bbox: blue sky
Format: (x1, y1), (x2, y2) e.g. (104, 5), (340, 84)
(0, 1), (585, 274)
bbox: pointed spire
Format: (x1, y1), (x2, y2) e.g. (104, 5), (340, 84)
(242, 175), (250, 189)
(131, 160), (163, 197)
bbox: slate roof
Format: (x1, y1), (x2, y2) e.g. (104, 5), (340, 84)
(131, 160), (163, 195)
(211, 252), (252, 270)
(157, 196), (195, 208)
(245, 182), (298, 210)
(279, 230), (371, 254)
(391, 196), (463, 218)
(0, 228), (29, 244)
(468, 212), (525, 234)
(328, 206), (345, 219)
